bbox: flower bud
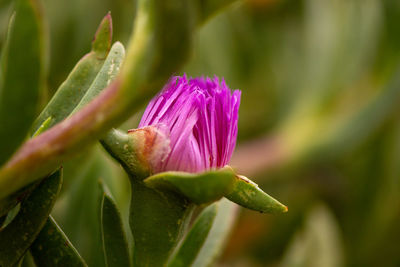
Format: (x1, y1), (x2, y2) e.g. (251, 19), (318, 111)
(136, 75), (241, 173)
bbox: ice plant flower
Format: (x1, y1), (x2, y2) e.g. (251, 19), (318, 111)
(138, 75), (241, 174)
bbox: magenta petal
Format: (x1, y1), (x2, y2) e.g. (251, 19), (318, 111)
(139, 75), (241, 173)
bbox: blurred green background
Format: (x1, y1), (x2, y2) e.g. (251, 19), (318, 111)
(2, 0), (400, 266)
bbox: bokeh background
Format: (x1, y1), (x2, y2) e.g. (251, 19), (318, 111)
(2, 0), (400, 266)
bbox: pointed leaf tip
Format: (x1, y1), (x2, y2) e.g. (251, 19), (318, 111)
(100, 186), (131, 267)
(30, 216), (87, 267)
(92, 12), (113, 59)
(225, 174), (288, 214)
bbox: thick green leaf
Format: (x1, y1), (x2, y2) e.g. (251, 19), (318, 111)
(53, 149), (109, 267)
(30, 216), (87, 267)
(0, 0), (45, 165)
(168, 203), (217, 267)
(225, 174), (288, 214)
(31, 13), (113, 133)
(192, 198), (237, 267)
(100, 184), (131, 267)
(73, 41), (125, 112)
(92, 12), (112, 59)
(0, 0), (194, 202)
(0, 183), (36, 218)
(130, 180), (194, 267)
(0, 169), (62, 266)
(144, 167), (236, 204)
(0, 114), (52, 218)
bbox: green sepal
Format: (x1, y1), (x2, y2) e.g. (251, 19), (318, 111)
(100, 182), (132, 267)
(168, 203), (217, 267)
(225, 174), (288, 214)
(73, 41), (125, 112)
(0, 169), (62, 266)
(0, 0), (46, 165)
(31, 13), (113, 133)
(30, 216), (87, 267)
(144, 167), (236, 204)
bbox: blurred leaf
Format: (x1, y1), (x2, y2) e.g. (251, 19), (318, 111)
(282, 204), (344, 267)
(323, 66), (400, 157)
(144, 167), (236, 204)
(192, 198), (237, 267)
(73, 41), (125, 112)
(130, 179), (193, 267)
(168, 203), (217, 267)
(100, 183), (131, 267)
(225, 174), (288, 213)
(30, 216), (87, 267)
(32, 13), (113, 133)
(0, 0), (46, 165)
(0, 169), (62, 266)
(196, 0), (238, 23)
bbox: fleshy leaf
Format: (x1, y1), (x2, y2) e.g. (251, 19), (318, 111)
(92, 12), (113, 59)
(0, 0), (45, 165)
(73, 41), (125, 112)
(144, 167), (236, 204)
(130, 180), (193, 267)
(0, 183), (36, 218)
(225, 174), (288, 214)
(30, 216), (87, 267)
(0, 114), (52, 217)
(191, 198), (237, 267)
(0, 169), (62, 266)
(168, 203), (217, 267)
(31, 13), (113, 133)
(100, 183), (131, 267)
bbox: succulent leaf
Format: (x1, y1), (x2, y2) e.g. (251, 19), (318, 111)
(32, 13), (114, 133)
(130, 179), (194, 267)
(73, 41), (125, 112)
(100, 183), (131, 267)
(0, 169), (62, 266)
(0, 0), (46, 165)
(92, 12), (113, 59)
(30, 216), (87, 267)
(191, 198), (237, 267)
(168, 203), (217, 267)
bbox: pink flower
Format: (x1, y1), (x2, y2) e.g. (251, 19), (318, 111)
(138, 75), (241, 173)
